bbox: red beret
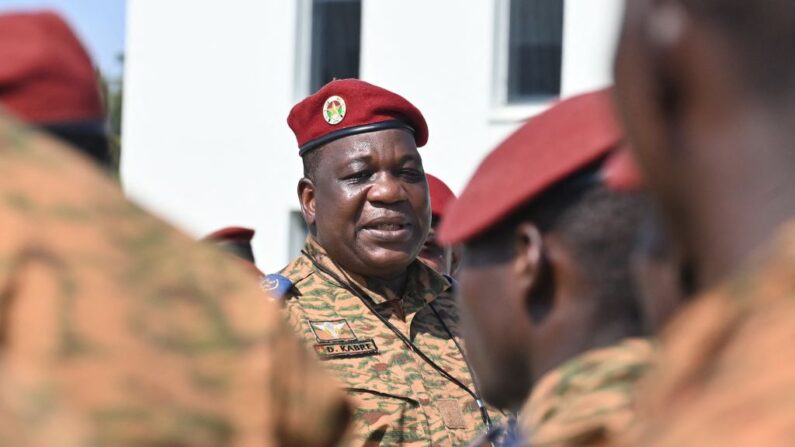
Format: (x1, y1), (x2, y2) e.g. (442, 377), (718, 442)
(601, 145), (645, 191)
(287, 79), (428, 155)
(426, 174), (456, 218)
(203, 227), (256, 243)
(0, 11), (104, 124)
(438, 89), (624, 245)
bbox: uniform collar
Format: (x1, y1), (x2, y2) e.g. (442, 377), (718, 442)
(302, 236), (451, 306)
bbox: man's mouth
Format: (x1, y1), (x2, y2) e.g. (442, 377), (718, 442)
(361, 217), (413, 242)
(368, 223), (408, 231)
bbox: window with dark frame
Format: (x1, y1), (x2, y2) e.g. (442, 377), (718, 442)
(309, 0), (362, 93)
(507, 0), (564, 102)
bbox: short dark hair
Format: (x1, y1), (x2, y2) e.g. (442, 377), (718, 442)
(476, 166), (649, 331)
(684, 0), (795, 100)
(544, 184), (648, 330)
(301, 146), (323, 180)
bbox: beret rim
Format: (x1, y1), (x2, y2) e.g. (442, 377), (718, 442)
(298, 119), (416, 156)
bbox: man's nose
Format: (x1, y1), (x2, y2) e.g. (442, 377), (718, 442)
(367, 172), (407, 204)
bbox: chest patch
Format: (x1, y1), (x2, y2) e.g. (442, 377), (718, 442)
(308, 319), (357, 342)
(308, 319), (379, 359)
(313, 339), (379, 359)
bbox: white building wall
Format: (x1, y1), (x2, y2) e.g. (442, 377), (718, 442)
(122, 0), (624, 273)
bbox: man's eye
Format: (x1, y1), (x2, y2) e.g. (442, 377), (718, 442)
(400, 169), (423, 181)
(342, 170), (373, 183)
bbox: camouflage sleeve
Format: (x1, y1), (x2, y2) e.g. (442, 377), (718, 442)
(0, 119), (350, 447)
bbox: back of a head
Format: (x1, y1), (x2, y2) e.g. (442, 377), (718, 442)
(525, 179), (649, 331)
(500, 167), (649, 335)
(0, 11), (109, 166)
(441, 89), (648, 334)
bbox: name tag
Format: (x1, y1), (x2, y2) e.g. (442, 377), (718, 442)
(314, 339), (379, 359)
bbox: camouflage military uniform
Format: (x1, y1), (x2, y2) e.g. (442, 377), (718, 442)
(279, 238), (501, 446)
(0, 114), (350, 447)
(614, 222), (795, 447)
(519, 338), (654, 447)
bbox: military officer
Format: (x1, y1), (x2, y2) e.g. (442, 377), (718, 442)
(203, 226), (263, 275)
(269, 79), (501, 446)
(438, 90), (654, 447)
(419, 174), (459, 276)
(0, 11), (351, 446)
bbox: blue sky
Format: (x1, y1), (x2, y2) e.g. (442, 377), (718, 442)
(0, 0), (126, 78)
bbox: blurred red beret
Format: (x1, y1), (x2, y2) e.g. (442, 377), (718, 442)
(288, 79), (428, 155)
(203, 227), (256, 243)
(601, 145), (644, 191)
(0, 11), (104, 124)
(439, 89), (627, 244)
(426, 173), (456, 218)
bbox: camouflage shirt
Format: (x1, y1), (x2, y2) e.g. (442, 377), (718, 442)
(279, 238), (501, 446)
(614, 222), (795, 447)
(0, 114), (350, 447)
(519, 338), (654, 447)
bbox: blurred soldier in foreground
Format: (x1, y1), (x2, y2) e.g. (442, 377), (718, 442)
(0, 11), (110, 167)
(0, 11), (350, 446)
(612, 0), (795, 444)
(271, 79), (501, 446)
(418, 174), (459, 276)
(438, 90), (652, 446)
(631, 210), (692, 334)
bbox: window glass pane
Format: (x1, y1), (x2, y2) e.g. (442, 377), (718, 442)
(310, 0), (362, 93)
(288, 211), (309, 260)
(507, 0), (564, 102)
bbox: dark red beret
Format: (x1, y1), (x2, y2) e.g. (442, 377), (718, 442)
(438, 89), (624, 245)
(426, 174), (456, 218)
(203, 227), (256, 243)
(287, 79), (428, 156)
(0, 11), (103, 124)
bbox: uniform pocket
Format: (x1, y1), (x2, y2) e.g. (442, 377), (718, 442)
(323, 355), (432, 445)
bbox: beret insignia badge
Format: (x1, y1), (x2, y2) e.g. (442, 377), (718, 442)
(323, 95), (346, 125)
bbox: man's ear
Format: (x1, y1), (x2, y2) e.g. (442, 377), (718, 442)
(297, 178), (317, 227)
(514, 223), (552, 323)
(644, 0), (691, 121)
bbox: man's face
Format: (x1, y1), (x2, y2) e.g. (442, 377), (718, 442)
(457, 239), (533, 411)
(308, 129), (431, 279)
(419, 217), (457, 275)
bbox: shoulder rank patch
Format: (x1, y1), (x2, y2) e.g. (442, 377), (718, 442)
(260, 274), (293, 298)
(308, 319), (379, 359)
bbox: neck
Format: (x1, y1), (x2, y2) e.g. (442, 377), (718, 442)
(678, 105), (795, 289)
(533, 300), (639, 382)
(366, 271), (409, 300)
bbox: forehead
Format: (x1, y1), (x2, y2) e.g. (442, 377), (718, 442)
(319, 128), (420, 164)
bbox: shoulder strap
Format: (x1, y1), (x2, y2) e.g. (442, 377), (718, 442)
(260, 274), (294, 299)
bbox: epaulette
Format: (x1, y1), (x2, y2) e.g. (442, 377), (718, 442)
(260, 274), (294, 299)
(442, 274), (458, 292)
